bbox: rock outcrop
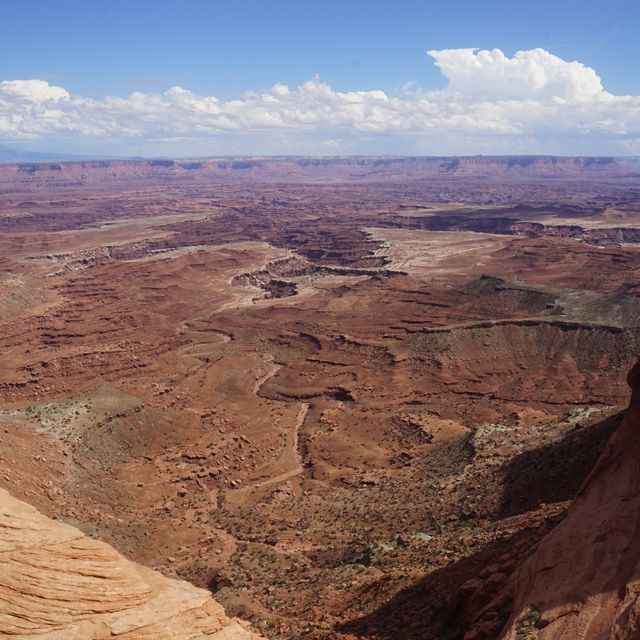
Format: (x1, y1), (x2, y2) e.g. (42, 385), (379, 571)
(0, 488), (262, 639)
(470, 359), (640, 639)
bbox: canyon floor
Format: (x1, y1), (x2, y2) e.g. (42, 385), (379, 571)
(1, 156), (639, 638)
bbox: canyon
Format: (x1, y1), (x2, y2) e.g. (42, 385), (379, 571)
(1, 156), (639, 638)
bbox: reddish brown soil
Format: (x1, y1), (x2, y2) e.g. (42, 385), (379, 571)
(0, 157), (639, 639)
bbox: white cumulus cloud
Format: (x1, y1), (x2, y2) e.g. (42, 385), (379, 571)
(0, 79), (70, 102)
(427, 47), (604, 101)
(1, 48), (639, 155)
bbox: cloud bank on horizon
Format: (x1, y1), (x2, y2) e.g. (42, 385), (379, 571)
(1, 48), (639, 156)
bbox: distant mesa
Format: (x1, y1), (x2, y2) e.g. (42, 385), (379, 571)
(0, 154), (637, 182)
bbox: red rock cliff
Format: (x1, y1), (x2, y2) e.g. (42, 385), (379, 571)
(479, 359), (640, 639)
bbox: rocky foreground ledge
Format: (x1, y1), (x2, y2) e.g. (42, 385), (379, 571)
(0, 488), (262, 639)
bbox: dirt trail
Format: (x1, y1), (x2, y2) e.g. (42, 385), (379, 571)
(233, 402), (309, 496)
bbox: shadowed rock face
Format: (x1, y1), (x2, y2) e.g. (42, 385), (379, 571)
(467, 359), (640, 639)
(0, 488), (262, 640)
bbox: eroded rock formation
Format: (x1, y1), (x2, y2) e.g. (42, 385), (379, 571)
(2, 157), (640, 637)
(469, 358), (640, 639)
(0, 488), (262, 639)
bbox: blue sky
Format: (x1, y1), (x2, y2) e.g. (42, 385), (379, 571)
(1, 0), (639, 156)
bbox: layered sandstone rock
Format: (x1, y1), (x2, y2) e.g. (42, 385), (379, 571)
(472, 359), (640, 639)
(0, 488), (262, 639)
